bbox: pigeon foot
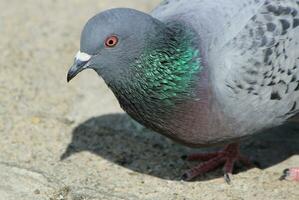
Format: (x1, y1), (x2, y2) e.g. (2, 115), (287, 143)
(280, 168), (299, 182)
(181, 143), (253, 183)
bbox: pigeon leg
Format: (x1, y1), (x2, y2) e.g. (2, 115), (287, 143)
(182, 143), (252, 182)
(280, 168), (299, 182)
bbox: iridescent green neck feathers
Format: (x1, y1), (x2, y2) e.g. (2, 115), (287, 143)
(111, 23), (202, 108)
(131, 24), (201, 103)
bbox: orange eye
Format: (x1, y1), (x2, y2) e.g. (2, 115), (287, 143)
(105, 35), (118, 48)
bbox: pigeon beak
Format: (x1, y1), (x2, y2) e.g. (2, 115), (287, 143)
(67, 51), (92, 82)
(67, 60), (89, 82)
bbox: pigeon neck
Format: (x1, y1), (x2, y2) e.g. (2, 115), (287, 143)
(109, 20), (204, 131)
(130, 22), (202, 103)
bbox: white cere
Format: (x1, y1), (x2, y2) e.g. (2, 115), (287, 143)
(75, 51), (91, 62)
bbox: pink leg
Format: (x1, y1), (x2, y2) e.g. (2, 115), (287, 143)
(182, 143), (253, 183)
(280, 168), (299, 181)
(223, 157), (236, 184)
(182, 155), (226, 181)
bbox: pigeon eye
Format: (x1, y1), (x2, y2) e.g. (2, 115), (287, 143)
(105, 35), (118, 48)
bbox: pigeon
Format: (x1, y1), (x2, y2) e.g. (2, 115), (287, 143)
(67, 0), (299, 182)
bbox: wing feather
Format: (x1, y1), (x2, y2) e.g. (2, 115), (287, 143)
(215, 0), (299, 131)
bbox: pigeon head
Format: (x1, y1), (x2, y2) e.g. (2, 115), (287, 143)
(67, 8), (168, 83)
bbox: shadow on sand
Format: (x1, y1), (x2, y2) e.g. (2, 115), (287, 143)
(61, 113), (299, 181)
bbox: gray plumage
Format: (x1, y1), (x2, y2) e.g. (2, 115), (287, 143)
(68, 0), (299, 147)
(153, 0), (299, 144)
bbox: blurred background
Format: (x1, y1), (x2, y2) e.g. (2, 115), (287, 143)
(1, 1), (299, 199)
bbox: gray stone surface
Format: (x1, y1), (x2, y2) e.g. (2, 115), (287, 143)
(1, 0), (299, 199)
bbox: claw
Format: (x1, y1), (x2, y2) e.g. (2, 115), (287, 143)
(181, 143), (252, 182)
(279, 168), (290, 181)
(224, 173), (232, 184)
(181, 172), (192, 181)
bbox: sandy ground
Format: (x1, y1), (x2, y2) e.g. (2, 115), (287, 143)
(1, 0), (299, 199)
